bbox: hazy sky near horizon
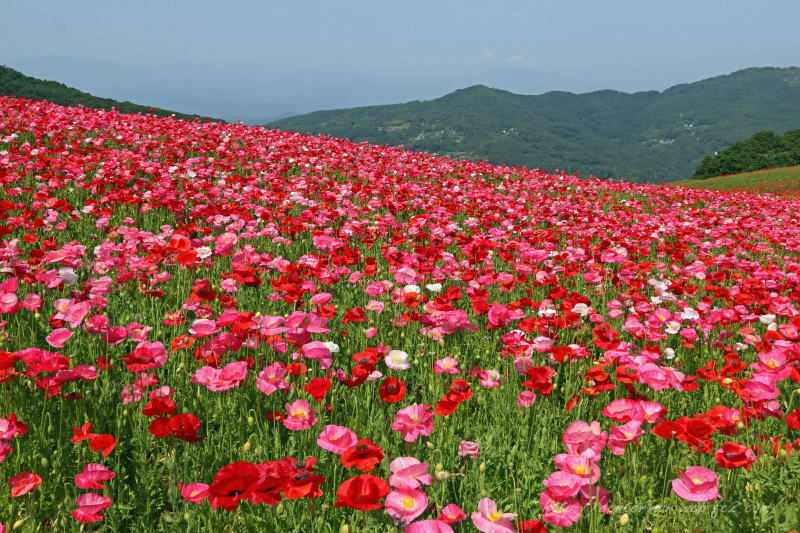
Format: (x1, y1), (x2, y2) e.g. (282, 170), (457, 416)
(2, 1), (799, 121)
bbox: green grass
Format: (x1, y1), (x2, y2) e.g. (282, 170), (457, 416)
(674, 165), (800, 193)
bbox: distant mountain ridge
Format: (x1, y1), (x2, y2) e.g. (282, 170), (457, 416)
(271, 67), (800, 182)
(0, 65), (216, 122)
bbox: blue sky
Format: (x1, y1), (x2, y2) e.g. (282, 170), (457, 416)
(2, 1), (799, 122)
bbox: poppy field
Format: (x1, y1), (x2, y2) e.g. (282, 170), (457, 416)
(1, 96), (800, 532)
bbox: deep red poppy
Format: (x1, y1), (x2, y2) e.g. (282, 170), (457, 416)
(378, 377), (406, 403)
(333, 474), (391, 510)
(341, 439), (384, 472)
(305, 377), (331, 402)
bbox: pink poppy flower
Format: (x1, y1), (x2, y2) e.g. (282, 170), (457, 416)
(188, 319), (219, 338)
(389, 457), (433, 489)
(191, 361), (248, 392)
(179, 482), (210, 503)
(553, 454), (601, 484)
(256, 362), (289, 395)
(317, 425), (358, 455)
(671, 466), (721, 502)
(283, 399), (317, 430)
(439, 503), (467, 523)
(540, 490), (582, 527)
(53, 299), (91, 328)
(75, 463), (116, 489)
(391, 404), (435, 442)
(301, 341), (333, 369)
(386, 488), (428, 525)
(470, 497), (516, 533)
(562, 420), (607, 457)
(457, 440), (480, 459)
(517, 390), (536, 407)
(46, 327), (73, 348)
(404, 521), (453, 533)
(578, 484), (612, 514)
(433, 357), (460, 374)
(542, 470), (584, 499)
(607, 421), (645, 456)
(72, 493), (112, 523)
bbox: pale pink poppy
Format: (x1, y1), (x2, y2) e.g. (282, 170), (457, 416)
(671, 466), (721, 502)
(283, 399), (317, 430)
(316, 425), (357, 455)
(470, 497), (516, 533)
(433, 357), (460, 374)
(389, 457), (433, 489)
(385, 488), (428, 525)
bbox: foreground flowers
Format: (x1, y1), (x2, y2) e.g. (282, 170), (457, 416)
(671, 467), (721, 502)
(1, 95), (799, 530)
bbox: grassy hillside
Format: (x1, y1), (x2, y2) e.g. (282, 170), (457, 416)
(675, 165), (800, 193)
(272, 67), (800, 182)
(0, 65), (217, 121)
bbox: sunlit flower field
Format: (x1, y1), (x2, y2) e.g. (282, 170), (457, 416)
(1, 96), (800, 532)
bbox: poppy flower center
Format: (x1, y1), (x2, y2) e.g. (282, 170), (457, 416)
(401, 496), (416, 509)
(488, 510), (504, 521)
(573, 465), (588, 475)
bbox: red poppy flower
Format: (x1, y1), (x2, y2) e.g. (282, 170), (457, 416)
(208, 461), (268, 511)
(341, 439), (384, 472)
(89, 434), (118, 457)
(714, 441), (756, 469)
(142, 397), (176, 417)
(378, 377), (406, 403)
(334, 474), (391, 510)
(786, 409), (800, 430)
(653, 420), (684, 439)
(9, 471), (42, 497)
(305, 377), (331, 402)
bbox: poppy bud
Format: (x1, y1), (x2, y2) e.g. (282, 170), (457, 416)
(276, 503), (285, 514)
(246, 416), (255, 425)
(339, 525), (351, 533)
(619, 513), (630, 526)
(183, 512), (191, 522)
(425, 441), (435, 450)
(40, 457), (49, 468)
(242, 441), (252, 453)
(255, 445), (264, 456)
(13, 519), (27, 530)
(478, 462), (487, 473)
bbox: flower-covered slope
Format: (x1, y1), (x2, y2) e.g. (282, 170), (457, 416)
(1, 96), (800, 532)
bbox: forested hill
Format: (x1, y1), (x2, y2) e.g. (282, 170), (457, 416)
(271, 67), (800, 182)
(0, 65), (216, 122)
